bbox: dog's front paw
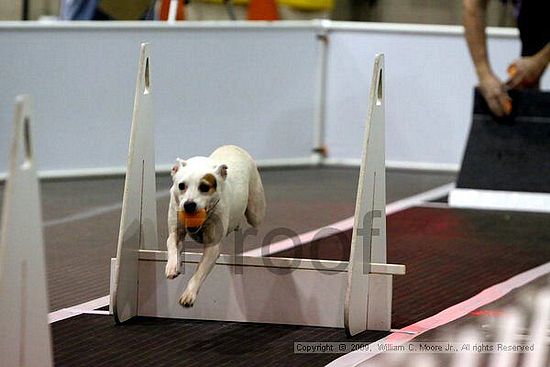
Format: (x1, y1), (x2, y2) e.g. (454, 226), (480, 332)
(165, 259), (180, 279)
(179, 288), (197, 307)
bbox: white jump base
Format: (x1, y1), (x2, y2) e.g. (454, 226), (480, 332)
(110, 43), (405, 336)
(110, 251), (404, 327)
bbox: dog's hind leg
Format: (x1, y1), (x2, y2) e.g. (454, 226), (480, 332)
(245, 166), (266, 228)
(179, 242), (221, 307)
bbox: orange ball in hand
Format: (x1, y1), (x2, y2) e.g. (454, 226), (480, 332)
(178, 209), (207, 229)
(507, 64), (517, 78)
(502, 99), (513, 115)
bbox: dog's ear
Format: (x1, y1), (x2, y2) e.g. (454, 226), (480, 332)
(215, 164), (228, 180)
(171, 158), (186, 177)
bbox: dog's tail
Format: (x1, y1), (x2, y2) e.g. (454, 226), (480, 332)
(245, 164), (266, 228)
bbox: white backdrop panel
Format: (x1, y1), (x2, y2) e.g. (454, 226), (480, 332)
(325, 26), (550, 169)
(0, 23), (318, 176)
(2, 22), (549, 177)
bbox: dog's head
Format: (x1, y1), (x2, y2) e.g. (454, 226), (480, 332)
(170, 157), (227, 214)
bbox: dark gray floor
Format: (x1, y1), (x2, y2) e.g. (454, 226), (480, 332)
(50, 206), (550, 367)
(0, 167), (455, 311)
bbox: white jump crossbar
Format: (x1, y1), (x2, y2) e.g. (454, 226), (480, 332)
(0, 96), (53, 367)
(110, 43), (405, 335)
(137, 250), (405, 275)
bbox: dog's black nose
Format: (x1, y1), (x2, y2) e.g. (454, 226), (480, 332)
(183, 201), (197, 213)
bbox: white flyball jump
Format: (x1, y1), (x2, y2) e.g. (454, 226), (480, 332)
(110, 43), (405, 336)
(0, 96), (53, 367)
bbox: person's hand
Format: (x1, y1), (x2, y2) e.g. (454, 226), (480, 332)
(506, 56), (546, 89)
(478, 72), (511, 117)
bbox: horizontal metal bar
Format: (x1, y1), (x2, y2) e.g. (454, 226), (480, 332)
(0, 20), (518, 39)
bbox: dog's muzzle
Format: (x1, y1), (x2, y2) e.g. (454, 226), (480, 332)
(183, 199), (220, 235)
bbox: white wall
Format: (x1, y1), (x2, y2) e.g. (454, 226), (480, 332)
(324, 23), (550, 170)
(0, 22), (319, 177)
(1, 21), (549, 178)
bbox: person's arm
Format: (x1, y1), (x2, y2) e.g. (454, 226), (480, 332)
(506, 43), (550, 89)
(463, 0), (511, 116)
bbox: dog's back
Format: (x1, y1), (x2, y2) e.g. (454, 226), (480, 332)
(210, 145), (265, 228)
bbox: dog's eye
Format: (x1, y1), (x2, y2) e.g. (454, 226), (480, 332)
(178, 182), (187, 191)
(199, 183), (210, 193)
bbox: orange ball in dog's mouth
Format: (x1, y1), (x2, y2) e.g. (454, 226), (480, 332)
(178, 209), (207, 229)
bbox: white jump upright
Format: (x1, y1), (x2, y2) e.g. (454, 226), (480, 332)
(0, 96), (53, 367)
(112, 43), (158, 323)
(111, 47), (405, 336)
(345, 55), (396, 334)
